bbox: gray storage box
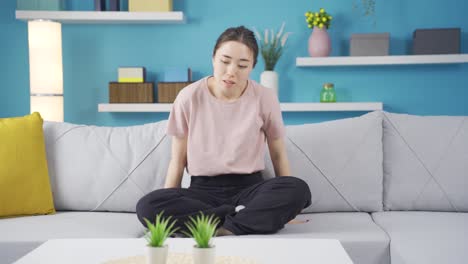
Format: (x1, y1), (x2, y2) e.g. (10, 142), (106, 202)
(350, 33), (390, 56)
(413, 28), (460, 55)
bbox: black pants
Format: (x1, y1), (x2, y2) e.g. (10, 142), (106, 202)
(136, 172), (311, 235)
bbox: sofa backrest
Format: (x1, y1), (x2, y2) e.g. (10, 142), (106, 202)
(263, 111), (384, 213)
(43, 120), (181, 212)
(382, 112), (468, 212)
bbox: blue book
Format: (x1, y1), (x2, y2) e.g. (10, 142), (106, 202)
(94, 0), (105, 11)
(163, 67), (192, 82)
(108, 0), (120, 11)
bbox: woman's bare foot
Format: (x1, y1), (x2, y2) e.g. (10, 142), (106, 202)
(216, 227), (234, 236)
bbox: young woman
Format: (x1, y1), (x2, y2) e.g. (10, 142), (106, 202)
(136, 26), (311, 236)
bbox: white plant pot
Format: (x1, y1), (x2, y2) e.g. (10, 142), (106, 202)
(260, 71), (279, 95)
(146, 245), (168, 264)
(192, 245), (216, 264)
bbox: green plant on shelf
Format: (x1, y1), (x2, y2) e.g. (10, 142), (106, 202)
(253, 22), (291, 71)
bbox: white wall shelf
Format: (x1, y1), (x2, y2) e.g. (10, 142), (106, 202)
(98, 102), (383, 112)
(280, 102), (382, 111)
(15, 10), (185, 24)
(296, 54), (468, 67)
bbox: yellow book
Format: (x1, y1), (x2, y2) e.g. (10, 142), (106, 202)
(118, 67), (145, 83)
(118, 77), (144, 83)
(129, 0), (173, 12)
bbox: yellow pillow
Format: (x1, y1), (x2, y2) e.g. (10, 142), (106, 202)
(0, 112), (55, 217)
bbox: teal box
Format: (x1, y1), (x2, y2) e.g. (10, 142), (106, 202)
(17, 0), (64, 10)
(67, 0), (94, 11)
(163, 67), (192, 82)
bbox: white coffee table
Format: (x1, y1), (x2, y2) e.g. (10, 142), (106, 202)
(13, 237), (353, 264)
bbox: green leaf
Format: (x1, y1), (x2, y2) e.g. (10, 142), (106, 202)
(183, 212), (220, 248)
(144, 211), (179, 247)
(255, 23), (289, 71)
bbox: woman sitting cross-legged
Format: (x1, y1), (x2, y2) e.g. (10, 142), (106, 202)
(136, 25), (311, 236)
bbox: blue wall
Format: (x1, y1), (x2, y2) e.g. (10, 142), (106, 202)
(1, 0), (467, 126)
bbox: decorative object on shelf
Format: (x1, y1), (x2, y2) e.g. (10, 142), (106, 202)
(157, 82), (192, 103)
(94, 0), (105, 11)
(353, 0), (376, 16)
(129, 0), (173, 12)
(28, 20), (64, 122)
(158, 67), (192, 103)
(109, 0), (120, 11)
(320, 83), (336, 103)
(350, 33), (389, 56)
(253, 22), (291, 96)
(352, 0), (377, 26)
(413, 28), (460, 55)
(17, 0), (64, 11)
(109, 82), (154, 103)
(118, 67), (146, 83)
(182, 213), (220, 264)
(305, 8), (333, 57)
(143, 211), (179, 264)
(259, 71), (279, 95)
(163, 67), (192, 82)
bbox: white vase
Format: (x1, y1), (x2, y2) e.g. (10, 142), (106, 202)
(192, 246), (216, 264)
(146, 245), (168, 264)
(260, 71), (279, 95)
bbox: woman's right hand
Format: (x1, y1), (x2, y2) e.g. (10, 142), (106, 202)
(163, 135), (188, 188)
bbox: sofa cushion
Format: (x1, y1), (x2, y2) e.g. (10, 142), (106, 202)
(0, 211), (145, 263)
(43, 120), (172, 212)
(264, 111), (383, 212)
(246, 213), (390, 264)
(0, 112), (55, 217)
(372, 211), (468, 264)
(383, 112), (468, 211)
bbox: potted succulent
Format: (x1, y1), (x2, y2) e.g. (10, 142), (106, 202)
(182, 212), (220, 264)
(143, 211), (179, 264)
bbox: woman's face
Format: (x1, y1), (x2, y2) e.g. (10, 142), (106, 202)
(212, 41), (254, 94)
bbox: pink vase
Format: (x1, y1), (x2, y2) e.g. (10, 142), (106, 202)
(308, 27), (331, 57)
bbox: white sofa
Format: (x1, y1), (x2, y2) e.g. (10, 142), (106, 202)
(1, 111), (467, 264)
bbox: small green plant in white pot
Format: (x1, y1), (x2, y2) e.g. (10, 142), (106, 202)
(144, 211), (179, 264)
(182, 212), (220, 264)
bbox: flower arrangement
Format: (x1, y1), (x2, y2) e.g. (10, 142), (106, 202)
(144, 211), (179, 247)
(304, 8), (333, 29)
(182, 212), (220, 248)
(253, 22), (291, 71)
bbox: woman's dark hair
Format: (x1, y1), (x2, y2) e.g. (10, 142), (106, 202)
(212, 26), (259, 68)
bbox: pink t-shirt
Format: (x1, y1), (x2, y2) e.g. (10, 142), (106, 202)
(166, 76), (285, 176)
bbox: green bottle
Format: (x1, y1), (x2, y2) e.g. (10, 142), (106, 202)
(320, 83), (336, 102)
